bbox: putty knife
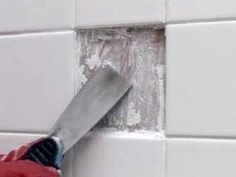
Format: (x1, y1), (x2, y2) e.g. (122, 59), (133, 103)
(21, 65), (131, 168)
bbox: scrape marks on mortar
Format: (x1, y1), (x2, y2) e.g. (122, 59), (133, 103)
(76, 27), (165, 132)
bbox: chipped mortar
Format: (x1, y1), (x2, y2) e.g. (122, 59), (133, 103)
(75, 27), (165, 132)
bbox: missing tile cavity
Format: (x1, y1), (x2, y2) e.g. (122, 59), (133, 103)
(75, 26), (165, 132)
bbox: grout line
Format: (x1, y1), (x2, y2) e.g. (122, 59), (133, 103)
(0, 128), (166, 138)
(3, 130), (235, 141)
(164, 0), (168, 23)
(0, 131), (47, 136)
(167, 18), (236, 25)
(167, 134), (236, 140)
(1, 18), (235, 37)
(162, 135), (167, 177)
(0, 130), (47, 135)
(0, 28), (73, 37)
(73, 0), (76, 29)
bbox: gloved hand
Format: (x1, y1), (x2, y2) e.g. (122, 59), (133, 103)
(0, 140), (60, 177)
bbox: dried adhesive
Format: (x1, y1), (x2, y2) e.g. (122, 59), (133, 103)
(76, 27), (165, 132)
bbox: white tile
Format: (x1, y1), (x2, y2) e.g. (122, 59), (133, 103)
(75, 0), (164, 28)
(0, 133), (44, 154)
(0, 31), (75, 133)
(166, 138), (236, 177)
(167, 0), (236, 22)
(63, 131), (164, 177)
(166, 22), (236, 137)
(0, 0), (73, 33)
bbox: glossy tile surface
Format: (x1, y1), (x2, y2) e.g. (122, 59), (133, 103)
(167, 0), (236, 22)
(166, 22), (236, 137)
(166, 138), (236, 177)
(0, 31), (75, 133)
(75, 0), (164, 28)
(62, 131), (164, 177)
(0, 0), (73, 33)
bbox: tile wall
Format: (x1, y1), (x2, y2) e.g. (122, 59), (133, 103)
(166, 1), (236, 177)
(0, 0), (236, 177)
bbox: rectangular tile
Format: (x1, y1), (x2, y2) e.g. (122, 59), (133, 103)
(0, 31), (75, 133)
(0, 0), (73, 33)
(75, 0), (164, 28)
(63, 131), (164, 177)
(0, 133), (44, 154)
(166, 138), (236, 177)
(166, 22), (236, 137)
(167, 0), (236, 22)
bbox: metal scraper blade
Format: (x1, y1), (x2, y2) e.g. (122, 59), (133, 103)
(49, 65), (131, 154)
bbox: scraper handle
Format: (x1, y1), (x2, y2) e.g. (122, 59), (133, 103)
(22, 137), (63, 169)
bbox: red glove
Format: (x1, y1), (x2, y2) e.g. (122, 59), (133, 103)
(0, 140), (60, 177)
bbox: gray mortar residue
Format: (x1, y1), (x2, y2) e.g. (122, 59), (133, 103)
(75, 27), (165, 132)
